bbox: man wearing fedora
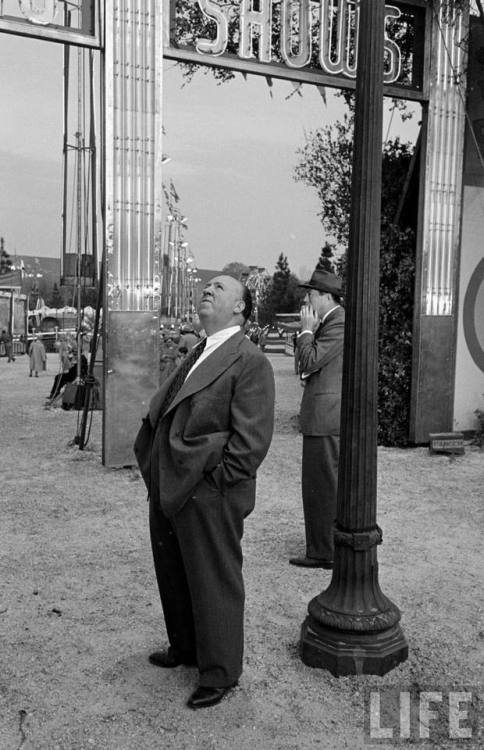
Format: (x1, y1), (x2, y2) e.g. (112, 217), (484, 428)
(289, 267), (345, 569)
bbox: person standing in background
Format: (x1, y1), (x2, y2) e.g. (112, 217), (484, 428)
(28, 335), (47, 378)
(0, 329), (15, 362)
(289, 268), (345, 570)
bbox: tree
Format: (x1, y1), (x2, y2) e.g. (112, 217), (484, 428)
(80, 286), (99, 309)
(259, 253), (302, 325)
(294, 103), (417, 446)
(317, 242), (338, 273)
(0, 237), (12, 275)
(295, 113), (354, 248)
(294, 106), (415, 247)
(222, 261), (250, 279)
(47, 283), (64, 309)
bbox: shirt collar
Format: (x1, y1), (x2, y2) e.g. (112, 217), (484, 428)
(205, 325), (241, 346)
(321, 305), (341, 325)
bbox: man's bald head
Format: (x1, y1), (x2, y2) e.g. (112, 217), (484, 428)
(198, 275), (252, 335)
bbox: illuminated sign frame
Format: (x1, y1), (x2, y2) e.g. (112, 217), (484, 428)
(0, 0), (102, 48)
(164, 0), (428, 101)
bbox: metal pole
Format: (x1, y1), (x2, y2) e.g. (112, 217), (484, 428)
(78, 249), (104, 450)
(300, 0), (408, 676)
(89, 49), (98, 281)
(61, 8), (71, 281)
(76, 128), (83, 383)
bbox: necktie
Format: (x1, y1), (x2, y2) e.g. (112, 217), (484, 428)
(160, 338), (206, 415)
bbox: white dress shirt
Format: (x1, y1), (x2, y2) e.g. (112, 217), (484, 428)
(186, 325), (241, 379)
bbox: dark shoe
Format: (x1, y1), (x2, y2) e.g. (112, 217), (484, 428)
(187, 683), (237, 710)
(289, 556), (333, 569)
(148, 648), (196, 668)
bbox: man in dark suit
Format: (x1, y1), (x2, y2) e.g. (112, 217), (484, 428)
(289, 268), (345, 570)
(134, 275), (275, 710)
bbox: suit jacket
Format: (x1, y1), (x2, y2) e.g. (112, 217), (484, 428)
(134, 329), (275, 517)
(297, 306), (345, 436)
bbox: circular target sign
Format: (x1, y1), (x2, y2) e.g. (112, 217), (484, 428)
(463, 258), (484, 373)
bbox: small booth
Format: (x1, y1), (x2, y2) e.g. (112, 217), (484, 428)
(0, 271), (28, 355)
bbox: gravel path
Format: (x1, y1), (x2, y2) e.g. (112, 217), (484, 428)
(0, 353), (482, 749)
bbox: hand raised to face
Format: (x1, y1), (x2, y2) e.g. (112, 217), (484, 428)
(300, 304), (320, 333)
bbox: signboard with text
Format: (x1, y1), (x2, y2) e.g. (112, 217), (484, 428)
(164, 0), (427, 100)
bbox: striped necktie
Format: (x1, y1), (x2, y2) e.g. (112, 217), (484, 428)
(160, 338), (206, 415)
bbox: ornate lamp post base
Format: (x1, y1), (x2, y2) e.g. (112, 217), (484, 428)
(300, 540), (408, 677)
(301, 618), (408, 677)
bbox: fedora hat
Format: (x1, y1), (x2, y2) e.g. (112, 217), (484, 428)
(299, 267), (343, 295)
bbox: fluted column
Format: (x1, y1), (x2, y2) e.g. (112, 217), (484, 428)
(102, 0), (163, 466)
(300, 0), (408, 675)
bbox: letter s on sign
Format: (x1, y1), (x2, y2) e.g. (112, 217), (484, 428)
(384, 5), (402, 84)
(196, 0), (229, 56)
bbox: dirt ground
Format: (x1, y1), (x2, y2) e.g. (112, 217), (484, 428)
(0, 352), (482, 750)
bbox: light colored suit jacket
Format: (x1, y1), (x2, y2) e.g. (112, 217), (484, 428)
(134, 329), (275, 517)
(297, 306), (345, 436)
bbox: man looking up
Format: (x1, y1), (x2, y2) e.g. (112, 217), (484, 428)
(289, 268), (345, 570)
(134, 275), (275, 709)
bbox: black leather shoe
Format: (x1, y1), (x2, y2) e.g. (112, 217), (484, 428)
(148, 648), (196, 668)
(187, 684), (237, 710)
(289, 556), (333, 569)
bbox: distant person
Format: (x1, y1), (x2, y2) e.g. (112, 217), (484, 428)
(159, 337), (180, 382)
(178, 323), (199, 353)
(47, 351), (87, 400)
(245, 322), (261, 345)
(289, 268), (345, 570)
(28, 336), (47, 378)
(56, 336), (74, 373)
(0, 329), (15, 362)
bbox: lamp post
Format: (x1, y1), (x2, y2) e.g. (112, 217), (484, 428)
(299, 0), (408, 676)
(164, 212), (188, 321)
(246, 266), (269, 324)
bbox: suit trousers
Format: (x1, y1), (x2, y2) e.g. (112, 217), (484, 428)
(301, 435), (339, 561)
(149, 473), (249, 688)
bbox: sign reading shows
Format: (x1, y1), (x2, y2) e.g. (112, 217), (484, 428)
(165, 0), (427, 99)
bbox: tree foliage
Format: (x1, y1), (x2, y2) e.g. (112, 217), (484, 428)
(47, 283), (65, 309)
(317, 241), (338, 273)
(295, 104), (417, 446)
(294, 108), (415, 247)
(295, 113), (354, 247)
(377, 225), (415, 446)
(0, 238), (12, 275)
(222, 261), (250, 278)
(259, 253), (302, 325)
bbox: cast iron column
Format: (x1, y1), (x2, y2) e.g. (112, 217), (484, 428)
(300, 0), (408, 675)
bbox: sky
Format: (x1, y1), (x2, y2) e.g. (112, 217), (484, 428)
(0, 29), (421, 280)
